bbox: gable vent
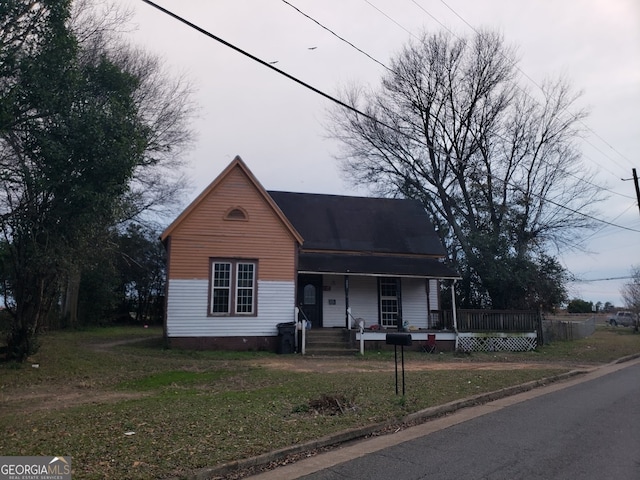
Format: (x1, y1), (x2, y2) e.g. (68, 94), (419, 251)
(225, 207), (248, 221)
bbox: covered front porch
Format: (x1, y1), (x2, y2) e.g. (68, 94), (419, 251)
(289, 251), (540, 355)
(295, 302), (541, 355)
(296, 271), (456, 326)
(291, 246), (465, 354)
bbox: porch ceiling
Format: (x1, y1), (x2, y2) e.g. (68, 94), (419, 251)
(298, 252), (459, 279)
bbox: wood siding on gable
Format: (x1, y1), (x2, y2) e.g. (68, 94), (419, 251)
(166, 279), (295, 337)
(167, 166), (297, 282)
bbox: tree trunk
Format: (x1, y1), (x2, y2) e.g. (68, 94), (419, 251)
(8, 276), (55, 361)
(61, 268), (81, 327)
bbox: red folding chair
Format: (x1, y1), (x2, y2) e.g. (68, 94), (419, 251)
(422, 333), (437, 353)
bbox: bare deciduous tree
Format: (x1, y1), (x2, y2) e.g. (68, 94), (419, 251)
(328, 29), (602, 309)
(621, 265), (640, 332)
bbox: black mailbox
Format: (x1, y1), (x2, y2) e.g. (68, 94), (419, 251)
(385, 332), (412, 346)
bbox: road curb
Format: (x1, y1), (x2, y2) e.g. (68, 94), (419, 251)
(191, 368), (587, 479)
(611, 352), (640, 364)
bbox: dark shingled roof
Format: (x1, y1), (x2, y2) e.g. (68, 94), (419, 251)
(267, 191), (446, 256)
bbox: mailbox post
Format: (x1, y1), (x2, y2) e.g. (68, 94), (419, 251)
(385, 333), (412, 395)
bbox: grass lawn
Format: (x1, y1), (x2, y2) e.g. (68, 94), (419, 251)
(1, 325), (638, 479)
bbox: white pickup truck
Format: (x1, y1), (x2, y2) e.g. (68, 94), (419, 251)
(608, 311), (637, 327)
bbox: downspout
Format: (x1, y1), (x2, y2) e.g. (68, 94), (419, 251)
(451, 279), (459, 350)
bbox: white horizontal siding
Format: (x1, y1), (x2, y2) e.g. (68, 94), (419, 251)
(344, 276), (430, 329)
(429, 279), (439, 310)
(322, 274), (346, 327)
(166, 279), (295, 337)
(401, 277), (428, 329)
(348, 276), (379, 327)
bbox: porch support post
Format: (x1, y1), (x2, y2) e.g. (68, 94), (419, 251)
(451, 279), (459, 349)
(451, 279), (458, 331)
(397, 277), (403, 331)
(302, 318), (306, 355)
(294, 307), (299, 353)
(345, 275), (350, 329)
(426, 278), (432, 328)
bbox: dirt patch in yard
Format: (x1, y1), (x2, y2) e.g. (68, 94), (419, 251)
(249, 356), (592, 374)
(1, 385), (149, 415)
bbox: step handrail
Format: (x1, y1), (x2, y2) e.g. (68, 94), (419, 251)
(347, 308), (365, 355)
(297, 305), (312, 356)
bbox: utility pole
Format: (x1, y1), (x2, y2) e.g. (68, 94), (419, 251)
(633, 168), (640, 216)
(623, 168), (640, 216)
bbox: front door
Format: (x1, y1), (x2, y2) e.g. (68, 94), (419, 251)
(297, 274), (323, 328)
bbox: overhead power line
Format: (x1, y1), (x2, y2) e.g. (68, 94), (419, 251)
(140, 0), (640, 235)
(363, 0), (632, 175)
(380, 0), (634, 174)
(283, 0), (635, 205)
(140, 1), (443, 164)
(579, 202), (639, 243)
(436, 0), (635, 168)
(280, 0), (393, 74)
(572, 276), (633, 283)
(139, 1), (377, 127)
(363, 0), (417, 39)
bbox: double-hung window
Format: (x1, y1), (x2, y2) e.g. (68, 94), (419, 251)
(210, 260), (256, 315)
(379, 277), (399, 328)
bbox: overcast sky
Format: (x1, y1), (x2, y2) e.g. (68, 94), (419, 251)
(115, 0), (639, 307)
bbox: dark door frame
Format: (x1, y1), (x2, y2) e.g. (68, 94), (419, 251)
(297, 274), (323, 328)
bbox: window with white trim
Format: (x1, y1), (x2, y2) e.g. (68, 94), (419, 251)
(210, 260), (257, 315)
(379, 277), (399, 328)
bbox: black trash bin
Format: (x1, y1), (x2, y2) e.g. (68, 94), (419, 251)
(276, 322), (296, 354)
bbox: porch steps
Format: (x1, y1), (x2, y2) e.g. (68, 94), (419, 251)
(303, 328), (358, 356)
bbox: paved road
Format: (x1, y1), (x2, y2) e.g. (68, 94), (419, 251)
(249, 359), (640, 480)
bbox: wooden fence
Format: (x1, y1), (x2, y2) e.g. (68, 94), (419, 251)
(542, 316), (596, 342)
(450, 309), (539, 332)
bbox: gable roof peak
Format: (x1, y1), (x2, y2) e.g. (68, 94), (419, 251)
(160, 156), (302, 244)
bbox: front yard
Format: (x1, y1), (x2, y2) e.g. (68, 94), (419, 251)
(1, 325), (638, 479)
